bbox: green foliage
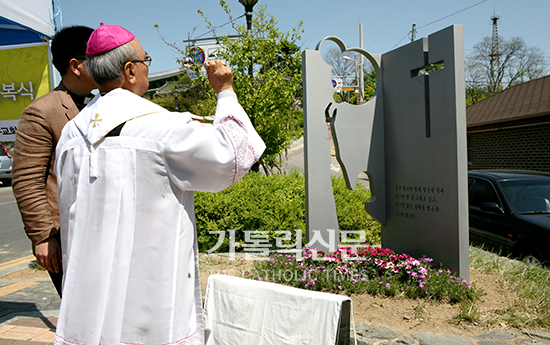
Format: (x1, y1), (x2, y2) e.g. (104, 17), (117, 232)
(194, 171), (380, 253)
(417, 63), (444, 75)
(198, 3), (304, 173)
(150, 71), (217, 117)
(363, 69), (377, 101)
(334, 70), (377, 105)
(465, 86), (489, 107)
(331, 176), (378, 237)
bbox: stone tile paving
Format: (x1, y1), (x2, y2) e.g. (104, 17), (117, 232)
(0, 271), (59, 345)
(0, 317), (56, 344)
(352, 321), (550, 345)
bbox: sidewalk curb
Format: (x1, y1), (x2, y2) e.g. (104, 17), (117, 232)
(0, 256), (36, 278)
(0, 310), (59, 327)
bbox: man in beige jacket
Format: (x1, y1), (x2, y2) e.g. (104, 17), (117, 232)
(12, 26), (97, 296)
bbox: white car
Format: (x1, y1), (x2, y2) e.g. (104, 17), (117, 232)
(0, 144), (12, 186)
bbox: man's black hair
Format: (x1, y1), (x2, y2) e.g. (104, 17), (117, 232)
(51, 25), (94, 75)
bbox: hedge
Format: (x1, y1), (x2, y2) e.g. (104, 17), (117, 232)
(194, 171), (381, 253)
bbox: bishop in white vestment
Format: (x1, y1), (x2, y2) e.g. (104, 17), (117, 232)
(54, 24), (265, 345)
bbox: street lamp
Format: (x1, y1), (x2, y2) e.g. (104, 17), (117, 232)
(239, 0), (258, 35)
(172, 87), (181, 111)
(239, 0), (258, 80)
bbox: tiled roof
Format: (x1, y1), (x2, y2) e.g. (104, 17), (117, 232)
(467, 74), (550, 127)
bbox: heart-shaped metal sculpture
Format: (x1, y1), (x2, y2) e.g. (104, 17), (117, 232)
(316, 37), (381, 191)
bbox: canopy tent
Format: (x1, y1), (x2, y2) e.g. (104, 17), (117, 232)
(0, 0), (56, 46)
(0, 1), (58, 141)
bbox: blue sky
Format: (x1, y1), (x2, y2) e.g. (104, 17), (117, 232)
(58, 0), (550, 75)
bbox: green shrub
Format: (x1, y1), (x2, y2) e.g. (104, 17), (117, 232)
(331, 175), (379, 241)
(194, 171), (381, 253)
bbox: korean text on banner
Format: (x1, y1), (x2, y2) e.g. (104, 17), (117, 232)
(0, 42), (51, 141)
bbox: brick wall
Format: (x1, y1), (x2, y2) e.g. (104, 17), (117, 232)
(468, 123), (550, 173)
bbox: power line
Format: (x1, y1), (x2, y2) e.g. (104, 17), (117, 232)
(392, 33), (410, 49)
(193, 14), (245, 41)
(392, 0), (488, 48)
(418, 0), (488, 30)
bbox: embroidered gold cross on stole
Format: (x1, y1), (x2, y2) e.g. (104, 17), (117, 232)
(90, 114), (102, 127)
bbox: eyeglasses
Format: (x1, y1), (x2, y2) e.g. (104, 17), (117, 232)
(130, 54), (152, 67)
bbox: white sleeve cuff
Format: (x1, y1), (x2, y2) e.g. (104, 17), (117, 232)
(217, 90), (237, 102)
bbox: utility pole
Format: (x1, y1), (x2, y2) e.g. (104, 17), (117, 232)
(411, 24), (417, 42)
(359, 23), (364, 102)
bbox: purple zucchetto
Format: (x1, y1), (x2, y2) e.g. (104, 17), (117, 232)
(86, 23), (135, 56)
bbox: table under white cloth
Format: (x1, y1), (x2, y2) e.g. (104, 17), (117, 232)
(204, 274), (352, 345)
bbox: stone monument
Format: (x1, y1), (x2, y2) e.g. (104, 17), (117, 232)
(302, 25), (469, 279)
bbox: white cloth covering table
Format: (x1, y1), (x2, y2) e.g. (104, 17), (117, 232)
(204, 274), (351, 345)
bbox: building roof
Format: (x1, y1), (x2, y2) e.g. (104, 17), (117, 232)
(467, 74), (550, 129)
(148, 68), (183, 82)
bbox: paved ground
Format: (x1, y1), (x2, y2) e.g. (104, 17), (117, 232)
(0, 187), (33, 264)
(0, 258), (59, 345)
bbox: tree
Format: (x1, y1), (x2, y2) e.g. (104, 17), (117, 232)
(197, 2), (304, 174)
(322, 47), (377, 104)
(363, 68), (377, 101)
(151, 72), (216, 115)
(465, 57), (490, 106)
(466, 36), (548, 105)
(323, 47), (356, 81)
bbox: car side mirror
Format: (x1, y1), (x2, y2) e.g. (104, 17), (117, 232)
(480, 202), (505, 214)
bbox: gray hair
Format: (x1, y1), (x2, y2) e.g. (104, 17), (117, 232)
(86, 42), (140, 86)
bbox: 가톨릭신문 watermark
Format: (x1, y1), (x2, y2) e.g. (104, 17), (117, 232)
(207, 229), (367, 260)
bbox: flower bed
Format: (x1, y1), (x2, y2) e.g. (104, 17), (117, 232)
(248, 246), (483, 304)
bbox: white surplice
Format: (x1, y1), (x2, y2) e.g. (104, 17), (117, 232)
(54, 88), (265, 345)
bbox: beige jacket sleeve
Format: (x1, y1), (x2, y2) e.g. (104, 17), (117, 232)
(12, 84), (78, 247)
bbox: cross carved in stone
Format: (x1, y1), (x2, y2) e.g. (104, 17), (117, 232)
(410, 54), (444, 139)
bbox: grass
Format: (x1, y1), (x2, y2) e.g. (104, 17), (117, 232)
(455, 300), (480, 323)
(29, 262), (46, 270)
(469, 246), (550, 329)
(240, 245), (550, 328)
